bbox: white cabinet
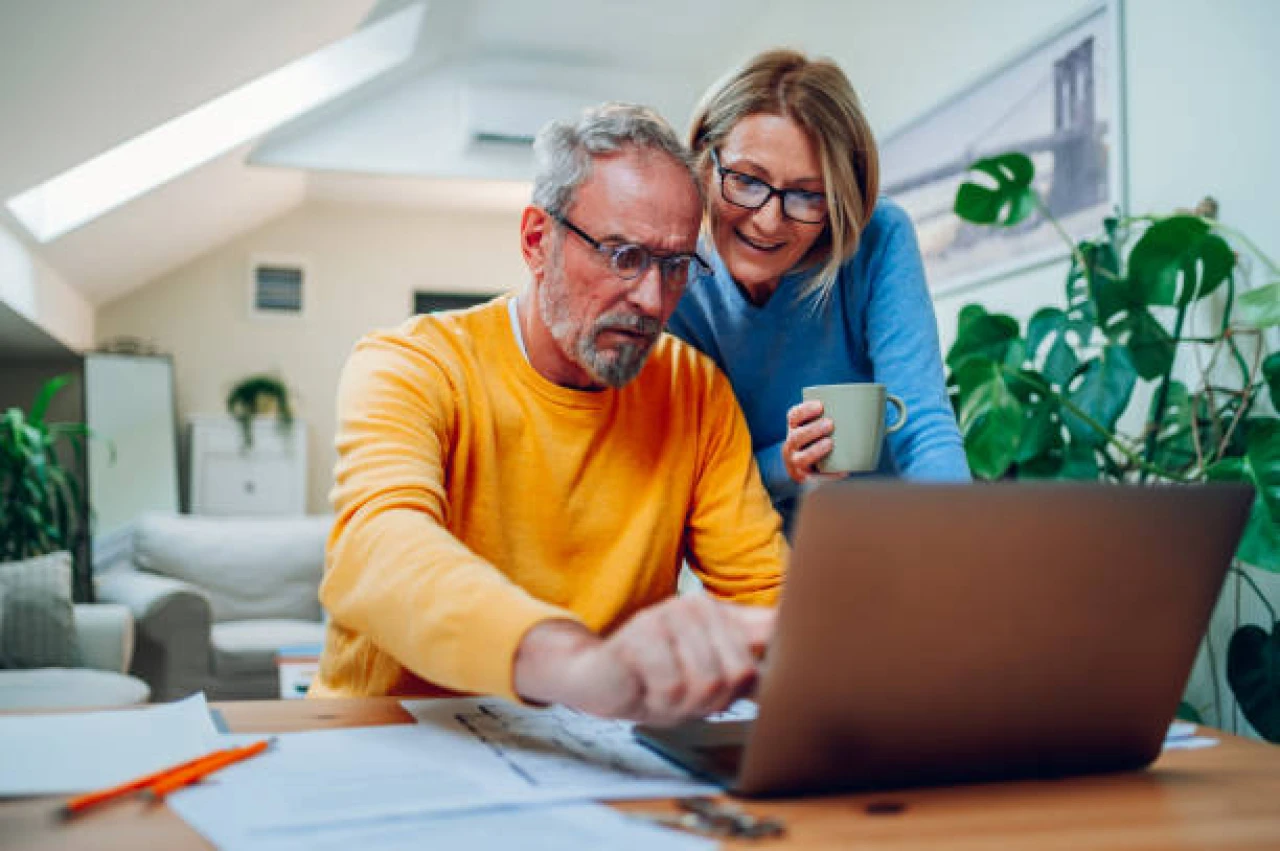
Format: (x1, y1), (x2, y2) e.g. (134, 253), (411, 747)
(188, 415), (307, 516)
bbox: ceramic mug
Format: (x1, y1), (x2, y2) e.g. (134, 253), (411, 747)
(802, 383), (908, 473)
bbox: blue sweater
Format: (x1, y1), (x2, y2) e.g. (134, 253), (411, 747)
(668, 198), (970, 524)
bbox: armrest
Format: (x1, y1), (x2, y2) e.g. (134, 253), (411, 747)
(95, 567), (215, 701)
(72, 603), (135, 673)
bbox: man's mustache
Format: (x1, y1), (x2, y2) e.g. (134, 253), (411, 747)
(594, 312), (661, 340)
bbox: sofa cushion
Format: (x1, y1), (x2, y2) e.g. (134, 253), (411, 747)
(133, 513), (329, 623)
(0, 552), (82, 669)
(211, 619), (327, 679)
(0, 668), (150, 709)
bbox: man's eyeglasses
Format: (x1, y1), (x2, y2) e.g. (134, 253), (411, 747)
(550, 213), (710, 287)
(711, 149), (828, 224)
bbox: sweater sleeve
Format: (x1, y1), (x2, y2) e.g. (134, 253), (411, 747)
(862, 204), (972, 481)
(684, 369), (788, 604)
(319, 332), (579, 701)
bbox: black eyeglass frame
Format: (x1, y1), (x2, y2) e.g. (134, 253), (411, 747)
(549, 212), (711, 285)
(710, 149), (829, 224)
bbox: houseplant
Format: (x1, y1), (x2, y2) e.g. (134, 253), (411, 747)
(946, 152), (1280, 741)
(0, 375), (95, 602)
(226, 374), (294, 451)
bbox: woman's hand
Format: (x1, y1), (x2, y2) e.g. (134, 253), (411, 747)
(783, 400), (837, 484)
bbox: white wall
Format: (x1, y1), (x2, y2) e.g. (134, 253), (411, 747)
(0, 222), (94, 352)
(96, 202), (526, 514)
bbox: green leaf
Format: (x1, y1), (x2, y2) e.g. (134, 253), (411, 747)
(957, 362), (1024, 480)
(1265, 352), (1280, 411)
(1129, 216), (1235, 307)
(1024, 307), (1080, 387)
(1175, 701), (1204, 725)
(1237, 282), (1280, 329)
(954, 153), (1037, 226)
(1063, 346), (1139, 447)
(1245, 419), (1280, 525)
(1227, 623), (1280, 742)
(27, 375), (70, 428)
(1015, 399), (1058, 464)
(1118, 307), (1176, 381)
(1148, 381), (1196, 472)
(1075, 241), (1129, 328)
(1237, 500), (1280, 572)
(1026, 308), (1067, 358)
(946, 306), (1023, 371)
(1211, 419), (1280, 572)
(1043, 337), (1080, 388)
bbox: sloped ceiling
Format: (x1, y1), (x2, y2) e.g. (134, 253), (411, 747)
(0, 0), (375, 306)
(2, 0), (1055, 309)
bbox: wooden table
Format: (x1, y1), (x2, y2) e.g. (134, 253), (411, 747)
(3, 697), (1280, 849)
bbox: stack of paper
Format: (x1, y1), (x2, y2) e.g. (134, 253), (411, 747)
(165, 698), (719, 849)
(0, 694), (220, 796)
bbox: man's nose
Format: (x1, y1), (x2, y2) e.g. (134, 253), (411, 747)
(625, 262), (666, 317)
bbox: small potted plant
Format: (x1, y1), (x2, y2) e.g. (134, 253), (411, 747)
(226, 374), (294, 451)
(0, 376), (96, 602)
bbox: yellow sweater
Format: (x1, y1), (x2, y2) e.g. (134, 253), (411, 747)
(312, 296), (786, 701)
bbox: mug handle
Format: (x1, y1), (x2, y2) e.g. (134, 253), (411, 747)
(885, 394), (908, 434)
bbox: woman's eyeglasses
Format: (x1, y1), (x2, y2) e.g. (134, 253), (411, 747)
(711, 149), (828, 224)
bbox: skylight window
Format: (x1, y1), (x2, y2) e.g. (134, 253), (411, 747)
(6, 3), (424, 243)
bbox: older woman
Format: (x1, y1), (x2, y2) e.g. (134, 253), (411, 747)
(667, 49), (970, 528)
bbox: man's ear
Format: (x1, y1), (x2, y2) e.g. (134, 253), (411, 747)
(520, 206), (552, 280)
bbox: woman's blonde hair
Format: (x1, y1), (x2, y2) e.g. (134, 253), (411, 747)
(689, 48), (880, 301)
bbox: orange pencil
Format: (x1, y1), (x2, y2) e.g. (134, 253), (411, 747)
(60, 749), (232, 818)
(147, 739), (271, 800)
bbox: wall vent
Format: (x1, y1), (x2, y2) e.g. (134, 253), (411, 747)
(251, 259), (306, 317)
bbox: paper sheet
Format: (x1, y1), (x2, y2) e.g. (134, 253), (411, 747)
(165, 726), (712, 849)
(0, 693), (219, 796)
(177, 799), (712, 851)
(1164, 721), (1218, 751)
(401, 697), (718, 797)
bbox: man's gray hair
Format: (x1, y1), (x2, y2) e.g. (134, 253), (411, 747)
(531, 102), (702, 216)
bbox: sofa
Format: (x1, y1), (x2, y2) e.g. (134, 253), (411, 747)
(96, 513), (330, 701)
(0, 601), (151, 710)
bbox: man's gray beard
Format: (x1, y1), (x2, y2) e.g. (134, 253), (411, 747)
(538, 255), (661, 388)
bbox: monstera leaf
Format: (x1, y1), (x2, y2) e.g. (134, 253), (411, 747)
(954, 153), (1037, 226)
(947, 305), (1023, 371)
(1228, 623), (1280, 742)
(1208, 419), (1280, 572)
(1062, 346), (1138, 448)
(953, 359), (1024, 480)
(1026, 308), (1080, 387)
(1128, 216), (1235, 308)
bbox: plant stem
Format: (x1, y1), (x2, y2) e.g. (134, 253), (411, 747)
(1141, 298), (1191, 482)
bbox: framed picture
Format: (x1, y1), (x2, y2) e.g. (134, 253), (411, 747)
(880, 1), (1125, 296)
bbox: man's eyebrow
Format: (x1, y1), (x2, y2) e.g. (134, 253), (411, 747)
(597, 232), (696, 255)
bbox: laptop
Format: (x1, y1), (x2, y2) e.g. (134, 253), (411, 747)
(636, 481), (1254, 797)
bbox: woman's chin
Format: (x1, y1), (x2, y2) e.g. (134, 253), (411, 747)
(724, 255), (787, 294)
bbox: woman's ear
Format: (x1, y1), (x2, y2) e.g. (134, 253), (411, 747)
(520, 206), (552, 280)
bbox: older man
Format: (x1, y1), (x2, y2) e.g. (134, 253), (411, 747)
(313, 103), (786, 726)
